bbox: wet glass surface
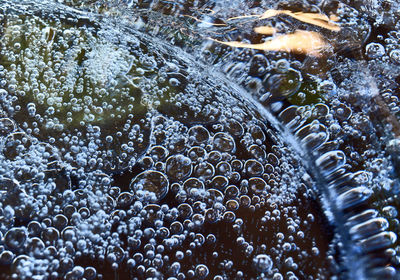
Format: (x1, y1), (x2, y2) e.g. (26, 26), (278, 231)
(0, 0), (399, 279)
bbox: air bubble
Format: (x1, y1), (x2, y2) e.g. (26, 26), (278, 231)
(316, 151), (346, 175)
(0, 118), (16, 136)
(130, 170), (169, 201)
(210, 175), (229, 190)
(389, 49), (400, 64)
(0, 251), (14, 265)
(266, 69), (302, 100)
(166, 154), (192, 181)
(249, 54), (269, 77)
(244, 159), (264, 176)
(249, 177), (268, 194)
(194, 162), (215, 181)
(365, 42), (385, 58)
(253, 254), (273, 273)
(188, 126), (210, 145)
(195, 264), (209, 279)
(4, 228), (27, 250)
(213, 132), (235, 152)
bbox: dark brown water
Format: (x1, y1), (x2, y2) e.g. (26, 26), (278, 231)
(0, 0), (399, 279)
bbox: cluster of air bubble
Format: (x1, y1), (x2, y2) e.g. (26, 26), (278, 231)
(0, 1), (342, 279)
(278, 102), (399, 277)
(107, 0), (400, 277)
(184, 0), (400, 277)
(320, 3), (400, 275)
(0, 8), (156, 171)
(2, 0), (400, 278)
